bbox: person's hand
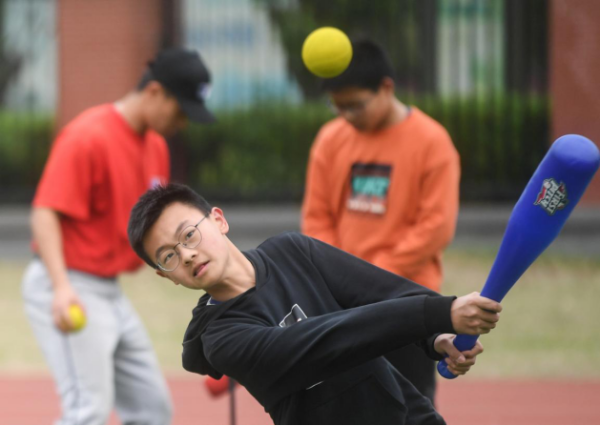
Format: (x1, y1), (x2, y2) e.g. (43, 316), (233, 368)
(451, 292), (502, 335)
(434, 334), (484, 376)
(52, 284), (85, 333)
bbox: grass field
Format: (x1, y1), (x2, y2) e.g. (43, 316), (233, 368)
(1, 248), (599, 378)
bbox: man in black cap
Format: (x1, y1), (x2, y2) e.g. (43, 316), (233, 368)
(22, 48), (214, 425)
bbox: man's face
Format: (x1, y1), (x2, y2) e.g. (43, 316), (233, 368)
(328, 83), (393, 132)
(143, 202), (231, 291)
(144, 82), (188, 137)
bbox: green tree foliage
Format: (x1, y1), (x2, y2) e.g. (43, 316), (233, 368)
(178, 94), (548, 203)
(0, 111), (53, 202)
(256, 0), (437, 99)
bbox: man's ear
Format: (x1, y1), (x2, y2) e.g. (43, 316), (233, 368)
(143, 80), (167, 99)
(380, 77), (395, 94)
(155, 269), (179, 285)
(210, 207), (230, 235)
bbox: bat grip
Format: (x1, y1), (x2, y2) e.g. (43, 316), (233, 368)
(436, 334), (479, 379)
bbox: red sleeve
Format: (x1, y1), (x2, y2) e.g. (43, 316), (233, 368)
(161, 137), (171, 183)
(33, 130), (96, 220)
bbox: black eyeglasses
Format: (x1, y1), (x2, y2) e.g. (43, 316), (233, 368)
(327, 95), (377, 116)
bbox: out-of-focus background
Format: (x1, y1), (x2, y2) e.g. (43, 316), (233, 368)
(1, 0), (599, 424)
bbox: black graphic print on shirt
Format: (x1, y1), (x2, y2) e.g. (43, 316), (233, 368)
(347, 163), (392, 215)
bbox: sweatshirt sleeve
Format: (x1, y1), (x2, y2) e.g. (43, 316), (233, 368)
(304, 235), (451, 309)
(202, 294), (454, 402)
(373, 132), (460, 278)
(304, 235), (456, 360)
(301, 128), (339, 246)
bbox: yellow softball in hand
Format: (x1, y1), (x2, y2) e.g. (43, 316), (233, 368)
(68, 305), (87, 332)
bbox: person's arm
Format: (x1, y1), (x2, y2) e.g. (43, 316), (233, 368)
(301, 132), (338, 246)
(373, 136), (460, 278)
(203, 295), (453, 399)
(304, 234), (497, 360)
(30, 129), (95, 332)
(31, 208), (84, 332)
(306, 234), (444, 307)
(202, 289), (499, 399)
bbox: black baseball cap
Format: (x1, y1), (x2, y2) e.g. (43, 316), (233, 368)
(148, 48), (215, 123)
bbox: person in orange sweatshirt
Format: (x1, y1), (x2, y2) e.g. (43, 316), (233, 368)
(301, 37), (460, 404)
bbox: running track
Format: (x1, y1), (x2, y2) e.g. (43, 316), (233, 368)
(1, 376), (599, 424)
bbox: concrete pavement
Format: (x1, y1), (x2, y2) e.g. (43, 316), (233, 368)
(0, 204), (598, 261)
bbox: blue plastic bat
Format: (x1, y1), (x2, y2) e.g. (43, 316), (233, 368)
(438, 134), (600, 379)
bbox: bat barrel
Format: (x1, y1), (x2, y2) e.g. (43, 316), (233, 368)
(552, 134), (600, 172)
(438, 135), (600, 379)
(483, 135), (600, 301)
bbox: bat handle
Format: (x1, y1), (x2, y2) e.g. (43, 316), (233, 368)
(436, 334), (479, 379)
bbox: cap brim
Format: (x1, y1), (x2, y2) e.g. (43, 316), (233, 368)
(177, 97), (216, 124)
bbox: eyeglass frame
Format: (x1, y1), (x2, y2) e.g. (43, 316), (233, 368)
(156, 213), (210, 272)
(327, 93), (378, 116)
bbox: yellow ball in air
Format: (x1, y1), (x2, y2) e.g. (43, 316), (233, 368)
(302, 27), (353, 78)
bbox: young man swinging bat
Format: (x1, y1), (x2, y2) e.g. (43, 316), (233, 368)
(127, 183), (502, 425)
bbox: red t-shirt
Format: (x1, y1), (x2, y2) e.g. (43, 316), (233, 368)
(33, 104), (170, 277)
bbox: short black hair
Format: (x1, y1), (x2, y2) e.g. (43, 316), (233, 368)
(321, 37), (396, 92)
(136, 68), (155, 91)
(135, 69), (177, 99)
(128, 183), (213, 269)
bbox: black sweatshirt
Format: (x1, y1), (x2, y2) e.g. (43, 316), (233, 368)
(182, 232), (456, 424)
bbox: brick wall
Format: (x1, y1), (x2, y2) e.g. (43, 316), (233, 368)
(551, 0), (600, 205)
(57, 0), (165, 127)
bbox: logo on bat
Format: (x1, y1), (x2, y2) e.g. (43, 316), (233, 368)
(534, 178), (568, 215)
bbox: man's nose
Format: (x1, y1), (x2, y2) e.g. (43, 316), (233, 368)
(180, 245), (196, 265)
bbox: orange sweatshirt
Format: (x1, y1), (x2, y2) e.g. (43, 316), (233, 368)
(301, 107), (460, 292)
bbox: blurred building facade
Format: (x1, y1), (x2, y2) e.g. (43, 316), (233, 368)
(1, 0), (599, 205)
(1, 0), (55, 112)
(550, 0), (600, 204)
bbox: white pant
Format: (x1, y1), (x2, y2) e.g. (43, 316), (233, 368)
(22, 259), (172, 425)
